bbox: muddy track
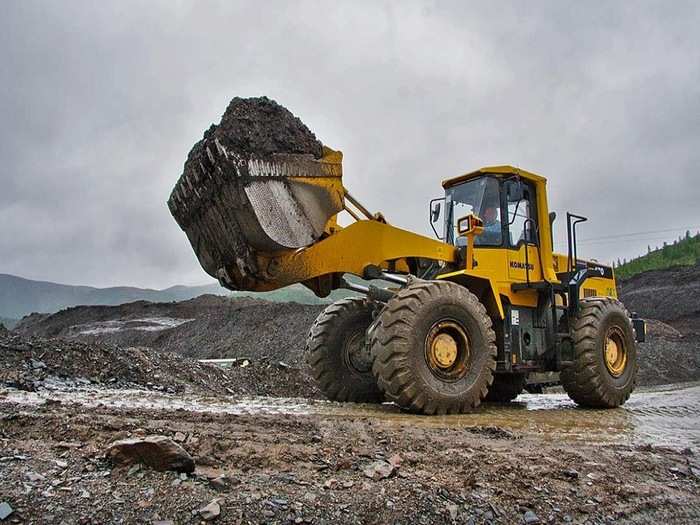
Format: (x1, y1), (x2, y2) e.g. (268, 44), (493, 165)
(0, 383), (698, 524)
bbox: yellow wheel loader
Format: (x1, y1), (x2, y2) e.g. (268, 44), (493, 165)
(169, 142), (645, 415)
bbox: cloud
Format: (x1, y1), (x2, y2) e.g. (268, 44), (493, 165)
(1, 0), (698, 287)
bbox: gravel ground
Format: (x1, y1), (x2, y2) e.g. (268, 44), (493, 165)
(0, 386), (698, 524)
(0, 331), (320, 399)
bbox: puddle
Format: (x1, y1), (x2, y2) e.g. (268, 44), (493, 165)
(2, 383), (698, 450)
(71, 317), (194, 335)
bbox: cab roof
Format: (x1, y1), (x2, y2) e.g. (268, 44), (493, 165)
(441, 165), (546, 189)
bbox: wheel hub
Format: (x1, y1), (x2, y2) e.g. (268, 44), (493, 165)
(425, 320), (470, 380)
(431, 333), (458, 368)
(604, 328), (627, 378)
(345, 331), (372, 373)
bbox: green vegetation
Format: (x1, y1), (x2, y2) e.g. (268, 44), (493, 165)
(615, 232), (700, 279)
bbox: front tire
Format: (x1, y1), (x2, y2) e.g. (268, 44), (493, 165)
(306, 298), (383, 403)
(370, 280), (497, 415)
(561, 297), (638, 408)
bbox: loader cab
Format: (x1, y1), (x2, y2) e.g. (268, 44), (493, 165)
(436, 165), (560, 287)
(441, 174), (538, 253)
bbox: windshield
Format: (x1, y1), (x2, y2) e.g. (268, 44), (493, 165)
(445, 176), (502, 246)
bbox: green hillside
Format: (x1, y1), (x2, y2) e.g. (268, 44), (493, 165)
(615, 232), (700, 279)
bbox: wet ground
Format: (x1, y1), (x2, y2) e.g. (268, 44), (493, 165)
(4, 382), (699, 451)
(1, 382), (699, 524)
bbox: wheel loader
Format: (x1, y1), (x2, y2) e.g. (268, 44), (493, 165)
(169, 142), (646, 415)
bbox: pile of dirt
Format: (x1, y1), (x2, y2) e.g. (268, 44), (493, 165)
(16, 290), (700, 388)
(617, 263), (700, 385)
(15, 295), (325, 365)
(618, 261), (700, 332)
(637, 320), (700, 386)
(0, 330), (320, 398)
(192, 96), (323, 160)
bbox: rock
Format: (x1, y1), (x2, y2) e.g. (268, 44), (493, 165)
(523, 510), (540, 524)
(30, 358), (46, 369)
(152, 521), (174, 525)
(362, 460), (395, 480)
(561, 469), (579, 479)
(105, 435), (194, 473)
(54, 460), (68, 468)
(0, 502), (13, 520)
(26, 471), (46, 482)
(446, 503), (459, 520)
(388, 454), (402, 468)
(209, 476), (231, 492)
(173, 432), (186, 442)
(199, 499), (222, 521)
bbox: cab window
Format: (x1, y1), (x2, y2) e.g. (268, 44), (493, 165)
(506, 180), (537, 247)
(445, 176), (502, 246)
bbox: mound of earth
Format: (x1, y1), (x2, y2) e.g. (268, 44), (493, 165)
(15, 291), (699, 389)
(618, 261), (700, 333)
(0, 331), (320, 398)
(617, 263), (700, 385)
(15, 295), (325, 365)
(638, 321), (700, 386)
(191, 96), (323, 161)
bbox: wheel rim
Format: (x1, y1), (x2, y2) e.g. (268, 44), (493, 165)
(344, 330), (372, 373)
(425, 320), (471, 381)
(604, 326), (628, 378)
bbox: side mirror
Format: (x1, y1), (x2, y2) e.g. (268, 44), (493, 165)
(457, 214), (484, 236)
(431, 201), (442, 223)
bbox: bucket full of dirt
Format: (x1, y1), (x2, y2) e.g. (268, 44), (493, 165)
(168, 97), (344, 290)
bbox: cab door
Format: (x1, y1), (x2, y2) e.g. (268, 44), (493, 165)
(505, 180), (542, 282)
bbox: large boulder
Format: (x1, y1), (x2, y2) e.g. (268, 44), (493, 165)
(105, 435), (194, 473)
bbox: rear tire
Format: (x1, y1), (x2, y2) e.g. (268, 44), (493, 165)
(306, 298), (383, 403)
(485, 373), (527, 402)
(370, 280), (497, 415)
(561, 297), (638, 408)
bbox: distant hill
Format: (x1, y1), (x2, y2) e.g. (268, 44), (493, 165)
(0, 273), (344, 319)
(615, 233), (700, 280)
(0, 316), (19, 329)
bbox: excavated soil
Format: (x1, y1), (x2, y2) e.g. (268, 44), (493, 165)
(192, 97), (323, 160)
(618, 262), (700, 332)
(15, 292), (700, 389)
(0, 331), (320, 399)
(617, 263), (700, 385)
(15, 295), (324, 366)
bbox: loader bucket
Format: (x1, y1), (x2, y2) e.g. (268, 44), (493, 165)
(168, 144), (344, 289)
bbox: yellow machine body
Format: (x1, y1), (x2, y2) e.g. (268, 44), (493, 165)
(436, 166), (617, 320)
(233, 162), (617, 322)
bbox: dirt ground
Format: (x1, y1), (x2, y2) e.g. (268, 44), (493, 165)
(1, 381), (699, 525)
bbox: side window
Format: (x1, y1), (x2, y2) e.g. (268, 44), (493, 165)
(473, 180), (502, 246)
(506, 182), (537, 247)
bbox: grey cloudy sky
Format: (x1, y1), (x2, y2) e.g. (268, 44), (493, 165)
(1, 0), (699, 288)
